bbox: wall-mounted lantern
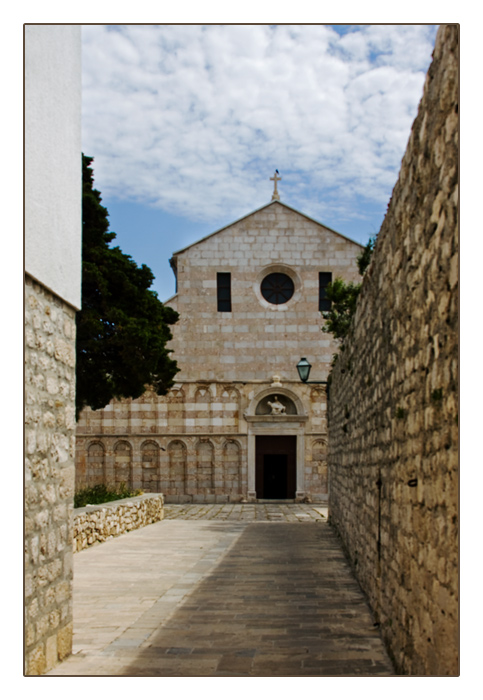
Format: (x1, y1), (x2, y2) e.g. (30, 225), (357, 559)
(296, 358), (328, 385)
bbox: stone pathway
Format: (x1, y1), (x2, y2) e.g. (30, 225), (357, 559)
(48, 504), (394, 676)
(163, 502), (329, 522)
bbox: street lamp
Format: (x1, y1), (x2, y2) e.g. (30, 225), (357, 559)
(296, 358), (328, 386)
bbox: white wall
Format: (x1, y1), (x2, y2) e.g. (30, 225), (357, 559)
(25, 25), (82, 309)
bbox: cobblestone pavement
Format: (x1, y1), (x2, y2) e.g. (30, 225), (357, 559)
(48, 505), (394, 677)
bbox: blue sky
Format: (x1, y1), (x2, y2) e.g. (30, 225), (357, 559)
(81, 24), (439, 302)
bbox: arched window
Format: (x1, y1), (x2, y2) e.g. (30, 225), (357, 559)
(87, 441), (105, 487)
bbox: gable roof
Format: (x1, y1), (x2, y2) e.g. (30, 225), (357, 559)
(170, 200), (363, 258)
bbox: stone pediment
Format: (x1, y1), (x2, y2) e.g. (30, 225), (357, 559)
(170, 200), (362, 259)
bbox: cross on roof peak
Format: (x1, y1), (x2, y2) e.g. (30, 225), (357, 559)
(270, 170), (281, 200)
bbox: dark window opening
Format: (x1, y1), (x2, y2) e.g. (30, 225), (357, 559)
(319, 272), (332, 311)
(217, 272), (232, 312)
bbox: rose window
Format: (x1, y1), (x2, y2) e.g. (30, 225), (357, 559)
(260, 272), (294, 305)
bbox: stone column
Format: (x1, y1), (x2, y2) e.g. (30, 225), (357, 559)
(104, 439), (115, 489)
(131, 438), (143, 491)
(295, 431), (306, 501)
(247, 433), (256, 501)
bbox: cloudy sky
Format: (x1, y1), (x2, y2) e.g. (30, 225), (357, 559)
(82, 24), (439, 301)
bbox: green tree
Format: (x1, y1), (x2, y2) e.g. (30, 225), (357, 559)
(322, 234), (377, 342)
(321, 278), (362, 341)
(356, 234), (377, 275)
(76, 155), (179, 417)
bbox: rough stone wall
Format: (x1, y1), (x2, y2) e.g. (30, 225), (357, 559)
(25, 274), (77, 674)
(73, 495), (164, 552)
(327, 25), (458, 676)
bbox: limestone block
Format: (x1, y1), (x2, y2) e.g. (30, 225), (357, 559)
(57, 622), (73, 660)
(26, 644), (46, 676)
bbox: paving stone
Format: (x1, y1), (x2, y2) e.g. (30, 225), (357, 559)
(47, 505), (394, 676)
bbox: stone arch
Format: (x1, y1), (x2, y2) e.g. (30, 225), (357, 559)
(167, 386), (185, 433)
(247, 386), (307, 417)
(141, 440), (160, 492)
(256, 394), (297, 415)
(312, 439), (328, 493)
(138, 389), (159, 434)
(112, 398), (130, 432)
(223, 439), (242, 495)
(86, 441), (105, 487)
(167, 439), (187, 495)
(196, 439), (215, 493)
(113, 440), (133, 490)
(221, 385), (240, 431)
(194, 385), (212, 431)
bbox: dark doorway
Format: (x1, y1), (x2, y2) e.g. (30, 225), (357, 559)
(256, 436), (296, 499)
(263, 454), (288, 498)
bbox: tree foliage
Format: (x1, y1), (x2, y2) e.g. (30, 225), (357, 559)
(321, 278), (362, 341)
(76, 155), (179, 417)
(322, 234), (377, 342)
(356, 235), (377, 276)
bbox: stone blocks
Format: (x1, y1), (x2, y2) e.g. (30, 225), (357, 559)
(168, 202), (362, 383)
(328, 25), (458, 676)
(76, 201), (361, 502)
(76, 381), (329, 501)
(73, 494), (164, 552)
(25, 275), (77, 674)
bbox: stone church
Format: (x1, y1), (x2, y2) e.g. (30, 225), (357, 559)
(76, 177), (363, 502)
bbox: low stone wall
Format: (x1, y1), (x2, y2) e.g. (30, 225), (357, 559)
(73, 494), (164, 552)
(327, 25), (458, 676)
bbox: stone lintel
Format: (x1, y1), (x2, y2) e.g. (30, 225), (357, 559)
(244, 414), (308, 423)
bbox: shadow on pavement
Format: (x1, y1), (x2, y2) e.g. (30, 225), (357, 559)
(120, 522), (394, 677)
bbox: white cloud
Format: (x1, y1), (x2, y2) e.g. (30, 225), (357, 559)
(81, 23), (438, 226)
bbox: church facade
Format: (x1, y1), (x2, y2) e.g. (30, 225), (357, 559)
(76, 188), (362, 502)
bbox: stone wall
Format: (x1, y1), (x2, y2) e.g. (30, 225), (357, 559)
(327, 25), (458, 676)
(25, 25), (81, 676)
(25, 275), (77, 674)
(76, 197), (360, 503)
(73, 495), (164, 552)
(76, 379), (329, 502)
(168, 201), (362, 383)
